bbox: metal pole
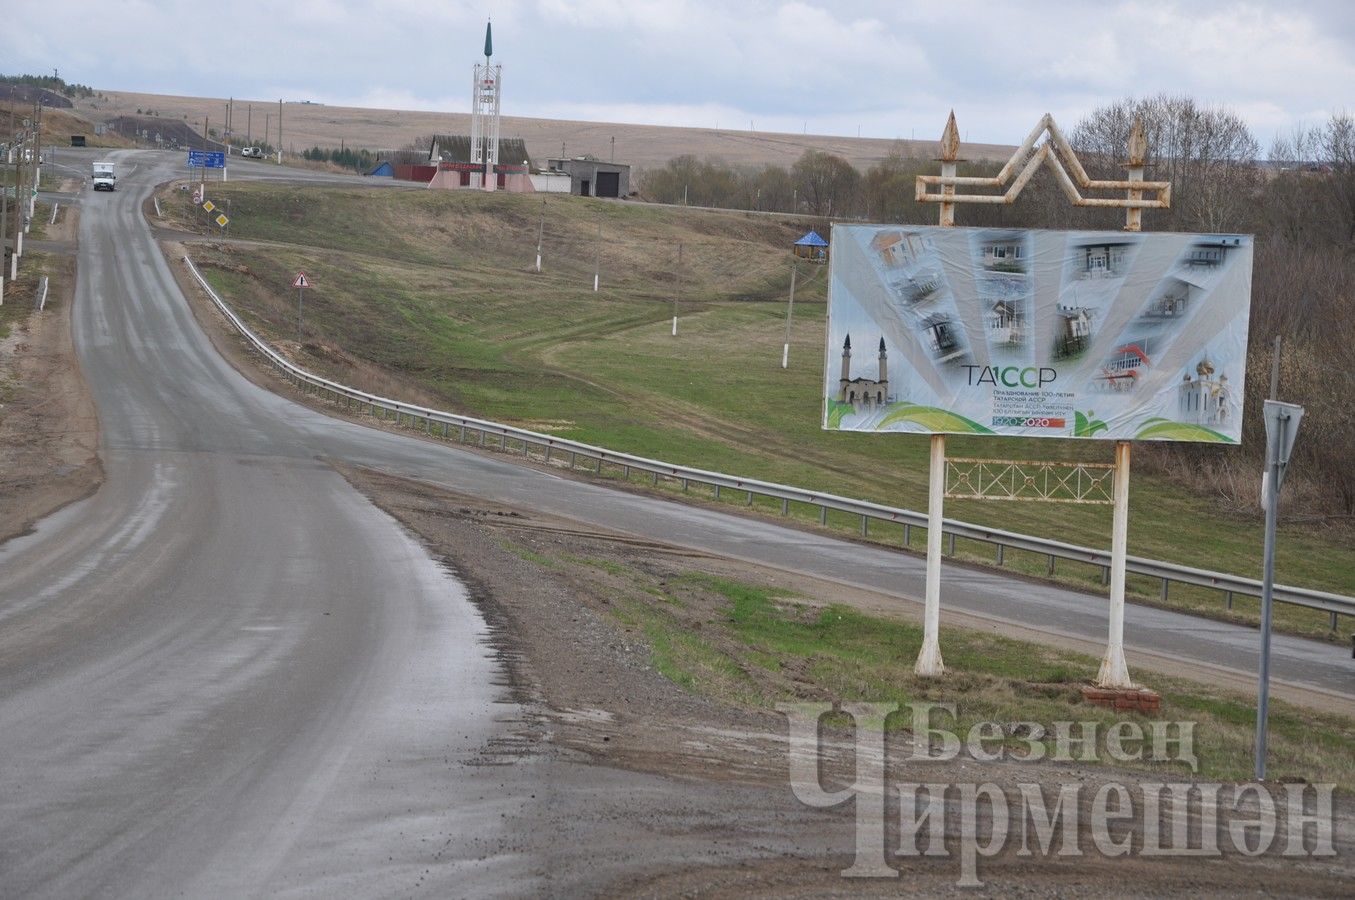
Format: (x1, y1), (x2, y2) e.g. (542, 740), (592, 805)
(277, 99), (283, 164)
(1270, 335), (1281, 400)
(297, 285), (304, 343)
(1255, 416), (1285, 781)
(1096, 440), (1134, 688)
(915, 434), (945, 677)
(782, 262), (797, 368)
(535, 198), (544, 272)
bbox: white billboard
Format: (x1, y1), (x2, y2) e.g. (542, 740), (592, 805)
(823, 225), (1254, 443)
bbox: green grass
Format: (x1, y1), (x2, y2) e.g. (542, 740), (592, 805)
(514, 546), (1355, 787)
(163, 182), (1355, 640)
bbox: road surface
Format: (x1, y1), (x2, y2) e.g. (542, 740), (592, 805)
(1, 149), (1350, 895)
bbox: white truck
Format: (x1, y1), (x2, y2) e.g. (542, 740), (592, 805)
(92, 161), (116, 192)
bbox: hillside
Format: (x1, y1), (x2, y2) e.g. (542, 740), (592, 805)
(157, 183), (1354, 641)
(80, 89), (1015, 171)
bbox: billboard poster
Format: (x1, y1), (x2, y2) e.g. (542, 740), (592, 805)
(823, 225), (1254, 443)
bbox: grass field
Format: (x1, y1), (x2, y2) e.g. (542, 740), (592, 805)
(505, 539), (1355, 788)
(160, 182), (1355, 640)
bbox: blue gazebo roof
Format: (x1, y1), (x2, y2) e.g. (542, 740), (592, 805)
(795, 231), (829, 247)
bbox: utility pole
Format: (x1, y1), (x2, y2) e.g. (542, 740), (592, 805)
(781, 262), (797, 368)
(610, 136), (615, 163)
(277, 98), (283, 164)
(264, 113), (270, 154)
(247, 103), (252, 145)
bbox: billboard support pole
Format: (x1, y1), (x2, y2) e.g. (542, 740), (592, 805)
(1096, 440), (1134, 688)
(915, 433), (946, 677)
(913, 113), (962, 679)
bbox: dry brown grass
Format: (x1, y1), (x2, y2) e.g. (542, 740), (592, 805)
(79, 89), (1014, 170)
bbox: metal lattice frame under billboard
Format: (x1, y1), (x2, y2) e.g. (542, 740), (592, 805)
(945, 458), (1115, 505)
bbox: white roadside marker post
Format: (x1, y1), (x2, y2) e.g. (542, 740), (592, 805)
(781, 262), (797, 369)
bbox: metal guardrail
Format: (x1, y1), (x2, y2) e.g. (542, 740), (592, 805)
(183, 255), (1355, 627)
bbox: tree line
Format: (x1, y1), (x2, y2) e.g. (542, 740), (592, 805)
(638, 95), (1355, 516)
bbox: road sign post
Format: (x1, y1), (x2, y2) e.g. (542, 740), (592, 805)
(293, 272), (310, 343)
(1255, 399), (1304, 781)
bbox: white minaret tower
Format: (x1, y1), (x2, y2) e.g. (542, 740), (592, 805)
(470, 20), (502, 192)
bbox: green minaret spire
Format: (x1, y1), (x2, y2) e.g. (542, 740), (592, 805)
(484, 20), (493, 58)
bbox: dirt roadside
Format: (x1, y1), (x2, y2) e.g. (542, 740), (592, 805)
(336, 464), (1354, 895)
(0, 206), (102, 545)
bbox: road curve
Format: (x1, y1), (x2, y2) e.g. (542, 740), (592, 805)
(1, 148), (1350, 894)
(0, 152), (534, 895)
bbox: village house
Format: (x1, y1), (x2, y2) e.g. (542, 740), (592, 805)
(988, 299), (1026, 346)
(1075, 240), (1132, 279)
(871, 230), (923, 268)
(1057, 305), (1093, 357)
(979, 232), (1027, 270)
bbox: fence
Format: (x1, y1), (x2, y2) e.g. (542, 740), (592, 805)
(183, 254), (1355, 628)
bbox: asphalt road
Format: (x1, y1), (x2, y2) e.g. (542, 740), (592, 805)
(1, 149), (1350, 895)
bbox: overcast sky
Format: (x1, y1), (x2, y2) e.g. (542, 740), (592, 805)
(8, 0), (1353, 146)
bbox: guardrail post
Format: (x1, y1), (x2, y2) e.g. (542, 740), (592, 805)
(544, 445), (552, 462)
(1101, 566), (1110, 586)
(568, 450), (576, 467)
(623, 464), (630, 479)
(903, 523), (911, 546)
(443, 423), (449, 438)
(652, 471), (659, 485)
(995, 543), (1004, 565)
(820, 505), (827, 525)
(522, 439), (529, 456)
(714, 484), (721, 500)
(1331, 611), (1338, 632)
(947, 532), (956, 556)
(1047, 555), (1056, 576)
(1160, 579), (1169, 602)
(682, 478), (688, 492)
(914, 433), (946, 678)
(459, 425), (466, 442)
(1225, 590), (1233, 610)
(861, 516), (868, 536)
(781, 498), (789, 516)
(746, 491), (753, 506)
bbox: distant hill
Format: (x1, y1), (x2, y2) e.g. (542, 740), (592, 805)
(78, 89), (1015, 172)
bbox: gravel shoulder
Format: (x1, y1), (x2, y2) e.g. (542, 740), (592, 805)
(0, 207), (102, 546)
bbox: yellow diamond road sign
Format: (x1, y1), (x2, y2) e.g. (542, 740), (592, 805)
(202, 200), (216, 212)
(216, 214), (229, 227)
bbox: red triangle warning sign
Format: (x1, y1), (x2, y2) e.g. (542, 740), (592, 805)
(292, 272), (310, 288)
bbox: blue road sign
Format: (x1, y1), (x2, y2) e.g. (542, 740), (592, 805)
(187, 150), (226, 169)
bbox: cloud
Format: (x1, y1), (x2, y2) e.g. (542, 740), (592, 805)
(2, 0), (1352, 146)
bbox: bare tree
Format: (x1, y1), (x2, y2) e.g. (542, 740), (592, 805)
(1071, 94), (1260, 232)
(792, 150), (860, 218)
